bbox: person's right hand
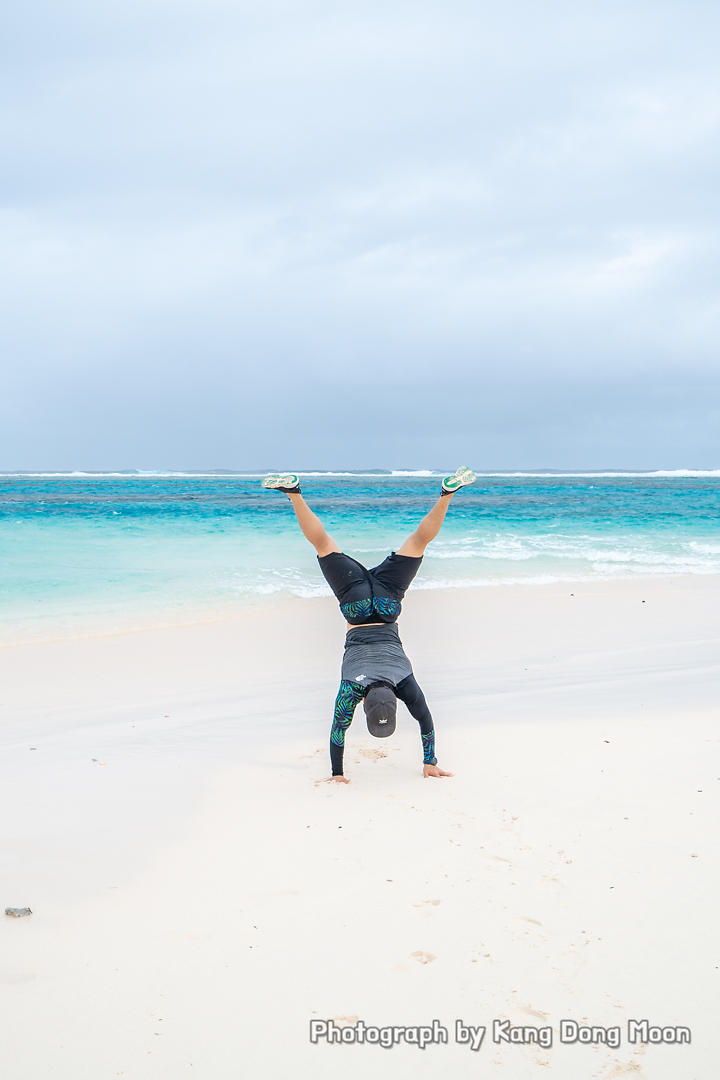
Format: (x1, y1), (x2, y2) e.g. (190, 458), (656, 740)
(328, 775), (349, 784)
(423, 764), (454, 778)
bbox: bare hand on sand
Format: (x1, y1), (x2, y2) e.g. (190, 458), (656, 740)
(423, 764), (453, 778)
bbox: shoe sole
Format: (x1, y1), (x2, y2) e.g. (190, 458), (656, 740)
(442, 466), (476, 492)
(261, 474), (300, 490)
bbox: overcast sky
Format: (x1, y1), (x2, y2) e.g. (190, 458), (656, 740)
(1, 0), (719, 470)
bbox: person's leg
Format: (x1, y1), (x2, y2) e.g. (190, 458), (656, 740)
(396, 494), (454, 558)
(286, 492), (341, 557)
(395, 467), (476, 557)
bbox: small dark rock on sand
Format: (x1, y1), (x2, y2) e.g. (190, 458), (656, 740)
(5, 908), (32, 918)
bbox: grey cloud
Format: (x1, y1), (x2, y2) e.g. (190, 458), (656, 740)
(1, 0), (719, 468)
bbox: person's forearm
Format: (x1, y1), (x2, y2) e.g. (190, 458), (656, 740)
(330, 680), (365, 776)
(421, 727), (437, 766)
(330, 740), (345, 776)
(394, 673), (437, 766)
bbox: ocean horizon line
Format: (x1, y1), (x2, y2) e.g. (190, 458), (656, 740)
(2, 468), (720, 479)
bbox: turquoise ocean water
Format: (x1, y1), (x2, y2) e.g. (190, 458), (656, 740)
(2, 471), (720, 643)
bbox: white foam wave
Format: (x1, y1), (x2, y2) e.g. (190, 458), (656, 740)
(0, 471), (253, 478)
(407, 563), (720, 589)
(411, 573), (570, 589)
(424, 533), (720, 573)
(685, 541), (720, 554)
(233, 581), (332, 599)
(389, 470), (436, 477)
(3, 468), (720, 479)
(471, 470), (720, 478)
(1, 470), (439, 479)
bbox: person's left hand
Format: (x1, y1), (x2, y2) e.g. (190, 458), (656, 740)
(423, 764), (454, 778)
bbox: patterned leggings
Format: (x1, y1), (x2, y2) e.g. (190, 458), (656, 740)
(330, 674), (436, 776)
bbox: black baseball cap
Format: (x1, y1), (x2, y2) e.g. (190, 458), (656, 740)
(363, 683), (397, 738)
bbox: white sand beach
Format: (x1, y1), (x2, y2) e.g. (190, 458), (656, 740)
(0, 576), (717, 1079)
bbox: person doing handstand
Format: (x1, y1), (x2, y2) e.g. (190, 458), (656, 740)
(261, 468), (477, 782)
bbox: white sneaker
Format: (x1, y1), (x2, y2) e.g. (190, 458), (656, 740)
(441, 466), (476, 493)
(261, 473), (301, 492)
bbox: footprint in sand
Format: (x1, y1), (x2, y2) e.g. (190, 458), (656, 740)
(412, 899), (441, 919)
(516, 1003), (549, 1021)
(359, 747), (388, 760)
(410, 951), (436, 964)
(391, 951), (436, 973)
(513, 915), (547, 944)
(332, 1015), (359, 1028)
(605, 1062), (648, 1079)
(485, 854), (513, 872)
(540, 874), (564, 902)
